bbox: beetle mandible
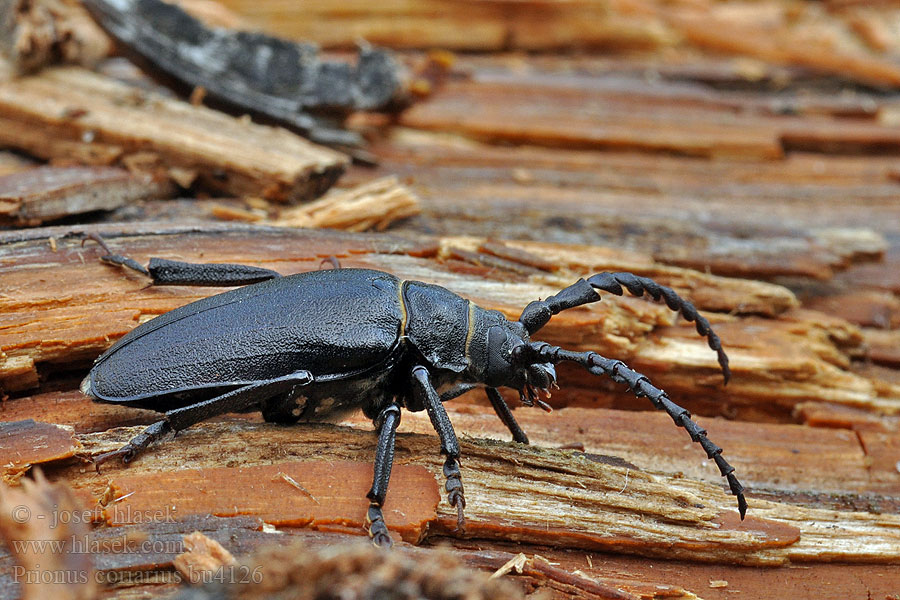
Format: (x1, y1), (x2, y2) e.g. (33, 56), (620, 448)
(81, 235), (747, 546)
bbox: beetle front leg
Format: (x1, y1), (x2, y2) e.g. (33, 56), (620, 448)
(410, 366), (466, 531)
(485, 387), (529, 444)
(366, 403), (401, 547)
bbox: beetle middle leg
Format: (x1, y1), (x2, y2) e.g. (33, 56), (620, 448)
(93, 371), (313, 469)
(411, 366), (466, 531)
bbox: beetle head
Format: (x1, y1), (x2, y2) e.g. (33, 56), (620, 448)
(469, 309), (556, 407)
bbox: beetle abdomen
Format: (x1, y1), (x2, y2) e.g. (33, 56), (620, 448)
(86, 269), (405, 403)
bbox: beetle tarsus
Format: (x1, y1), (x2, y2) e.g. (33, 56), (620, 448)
(82, 232), (151, 276)
(443, 457), (466, 531)
(92, 420), (171, 471)
(413, 366), (470, 528)
(366, 503), (393, 548)
(367, 404), (400, 546)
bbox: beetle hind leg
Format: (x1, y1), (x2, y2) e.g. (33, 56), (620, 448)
(93, 420), (171, 471)
(92, 372), (312, 471)
(83, 233), (282, 286)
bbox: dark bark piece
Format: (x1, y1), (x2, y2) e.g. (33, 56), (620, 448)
(82, 0), (406, 146)
(0, 165), (175, 226)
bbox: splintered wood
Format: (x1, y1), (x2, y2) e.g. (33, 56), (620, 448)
(0, 420), (81, 483)
(39, 420), (900, 567)
(0, 67), (348, 201)
(268, 176), (421, 231)
(0, 471), (96, 600)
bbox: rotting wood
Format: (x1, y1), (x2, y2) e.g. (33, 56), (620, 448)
(399, 75), (900, 158)
(0, 165), (176, 226)
(399, 80), (785, 159)
(0, 470), (97, 600)
(171, 531), (236, 585)
(30, 420), (898, 567)
(352, 130), (898, 281)
(0, 66), (348, 202)
(104, 460), (440, 544)
(0, 419), (81, 483)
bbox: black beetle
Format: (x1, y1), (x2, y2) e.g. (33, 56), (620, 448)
(81, 235), (746, 545)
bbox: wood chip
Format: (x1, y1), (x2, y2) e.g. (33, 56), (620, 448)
(173, 531), (237, 585)
(0, 420), (81, 483)
(0, 0), (112, 74)
(0, 470), (96, 600)
(269, 176), (421, 231)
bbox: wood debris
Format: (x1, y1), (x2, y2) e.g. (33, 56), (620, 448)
(0, 66), (348, 202)
(214, 0), (900, 88)
(269, 176), (420, 231)
(170, 540), (524, 600)
(173, 531), (237, 585)
(0, 420), (81, 484)
(38, 420), (896, 567)
(0, 165), (175, 226)
(104, 460), (440, 544)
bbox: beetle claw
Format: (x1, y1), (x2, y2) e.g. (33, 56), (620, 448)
(92, 446), (133, 472)
(366, 503), (393, 548)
